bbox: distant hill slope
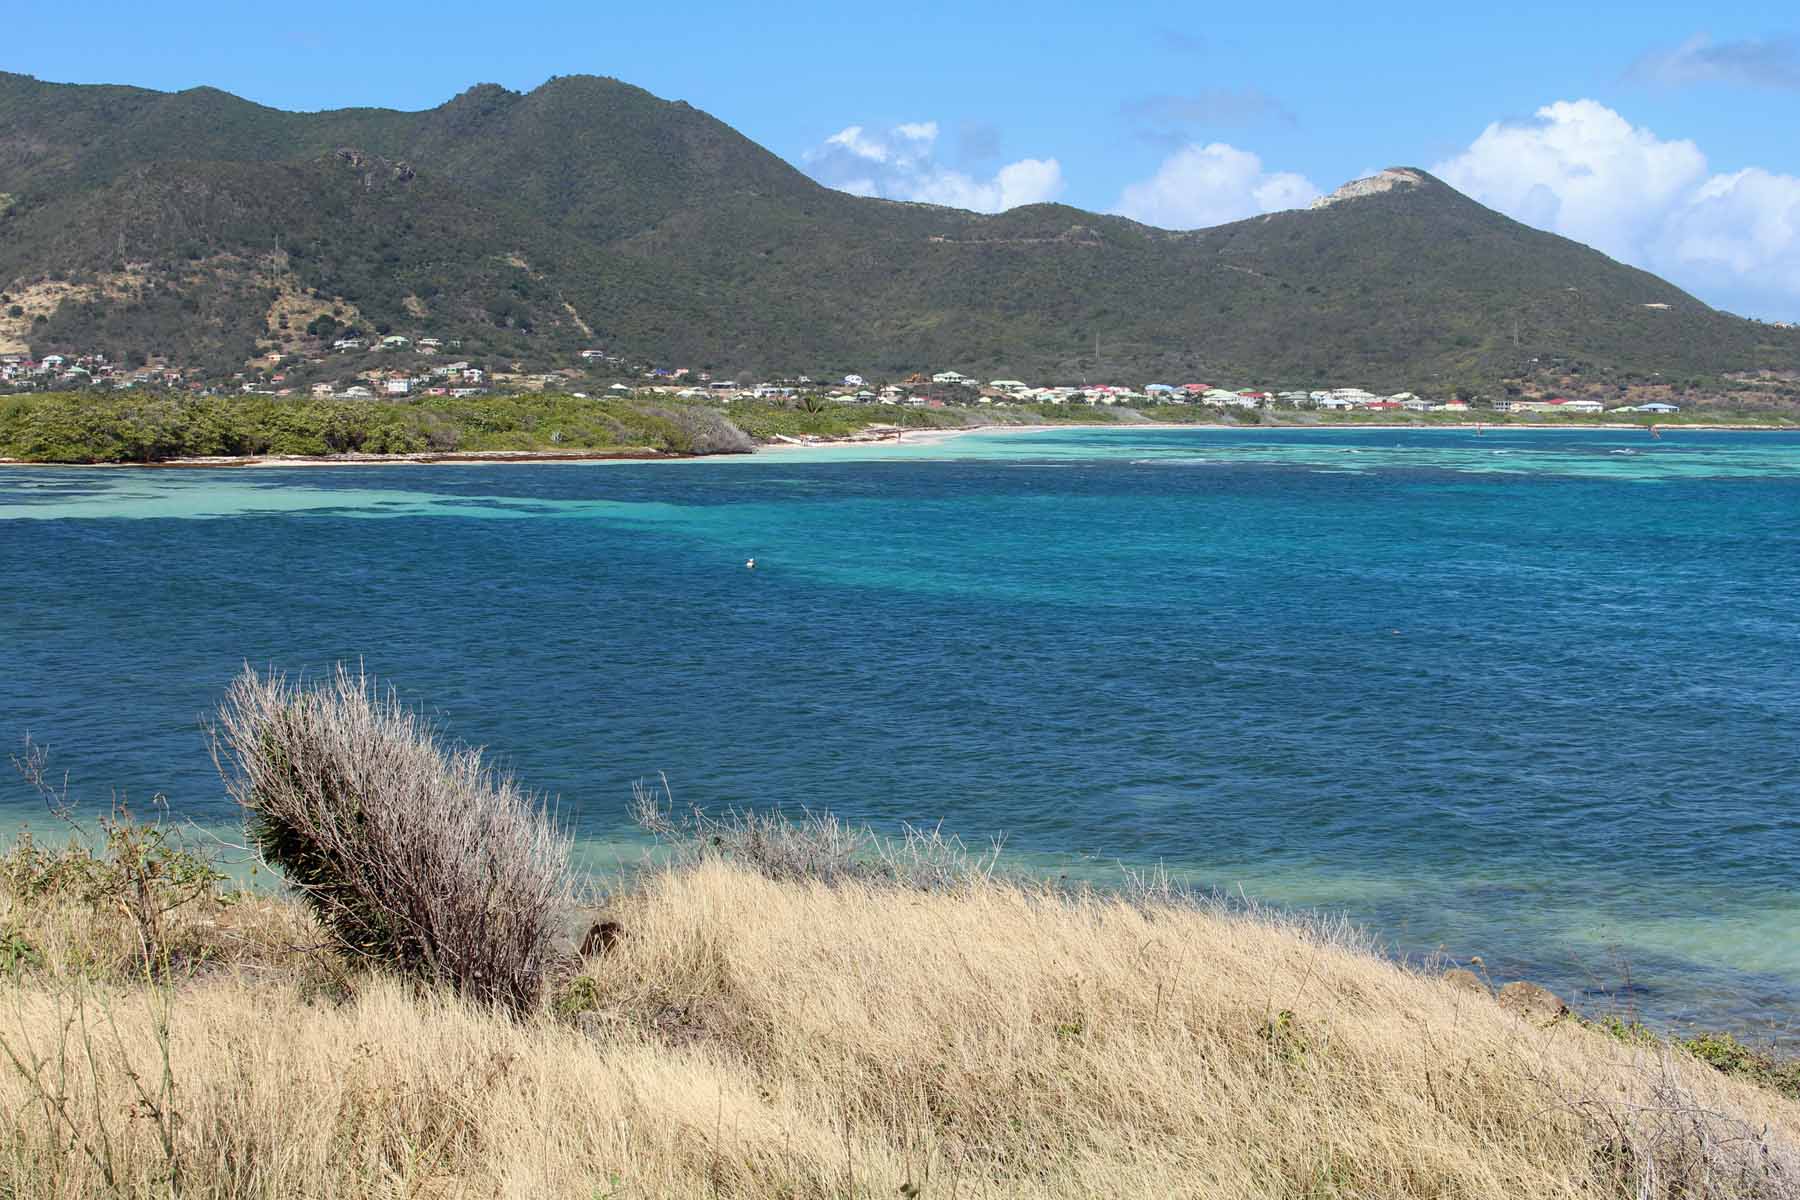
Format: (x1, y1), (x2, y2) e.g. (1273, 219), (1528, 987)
(3, 72), (1797, 388)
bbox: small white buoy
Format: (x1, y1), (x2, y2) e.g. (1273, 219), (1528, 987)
(745, 558), (756, 570)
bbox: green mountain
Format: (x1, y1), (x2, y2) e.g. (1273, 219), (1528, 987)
(3, 71), (1797, 390)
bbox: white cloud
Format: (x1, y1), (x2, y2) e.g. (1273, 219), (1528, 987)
(1627, 33), (1800, 91)
(823, 125), (892, 164)
(807, 120), (1064, 212)
(1112, 142), (1321, 229)
(1433, 99), (1800, 314)
(1433, 100), (1707, 265)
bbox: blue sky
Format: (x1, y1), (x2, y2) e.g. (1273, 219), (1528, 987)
(7, 0), (1800, 318)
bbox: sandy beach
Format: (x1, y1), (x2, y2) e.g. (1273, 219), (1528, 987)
(749, 418), (1796, 455)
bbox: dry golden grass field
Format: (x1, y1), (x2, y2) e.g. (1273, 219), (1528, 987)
(3, 848), (1797, 1200)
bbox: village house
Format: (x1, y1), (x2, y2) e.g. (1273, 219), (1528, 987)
(1504, 397), (1605, 415)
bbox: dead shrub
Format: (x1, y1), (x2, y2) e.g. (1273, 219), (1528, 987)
(211, 664), (570, 1016)
(631, 775), (1000, 890)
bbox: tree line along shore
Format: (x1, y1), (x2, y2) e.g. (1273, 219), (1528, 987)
(1, 390), (1795, 465)
(1, 666), (1796, 1198)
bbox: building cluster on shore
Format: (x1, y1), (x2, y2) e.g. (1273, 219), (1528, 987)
(0, 352), (187, 391)
(618, 370), (1683, 416)
(0, 342), (1681, 416)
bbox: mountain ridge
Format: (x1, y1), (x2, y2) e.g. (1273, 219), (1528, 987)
(2, 71), (1796, 391)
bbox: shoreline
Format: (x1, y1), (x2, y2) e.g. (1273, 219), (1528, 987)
(1, 419), (1795, 468)
(0, 446), (686, 470)
(752, 418), (1798, 453)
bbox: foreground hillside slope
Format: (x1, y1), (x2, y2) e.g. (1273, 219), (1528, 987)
(3, 71), (1798, 388)
(3, 852), (1797, 1198)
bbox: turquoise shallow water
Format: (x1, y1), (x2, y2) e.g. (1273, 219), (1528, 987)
(2, 426), (1797, 1033)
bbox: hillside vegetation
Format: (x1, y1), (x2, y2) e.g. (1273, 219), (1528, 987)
(4, 71), (1799, 390)
(0, 391), (762, 460)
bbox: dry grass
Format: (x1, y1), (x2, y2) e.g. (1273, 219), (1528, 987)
(2, 856), (1797, 1199)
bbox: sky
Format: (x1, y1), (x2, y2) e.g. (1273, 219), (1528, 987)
(6, 0), (1800, 319)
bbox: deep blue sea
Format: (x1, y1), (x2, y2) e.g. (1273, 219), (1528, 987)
(3, 426), (1797, 1033)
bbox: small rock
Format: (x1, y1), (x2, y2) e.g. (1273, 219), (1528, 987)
(580, 920), (622, 958)
(1443, 968), (1489, 996)
(1497, 980), (1568, 1024)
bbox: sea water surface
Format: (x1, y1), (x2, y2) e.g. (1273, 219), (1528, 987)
(3, 426), (1798, 1033)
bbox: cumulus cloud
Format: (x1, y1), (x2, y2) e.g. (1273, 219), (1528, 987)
(806, 120), (1064, 212)
(1627, 33), (1800, 90)
(823, 125), (893, 163)
(1433, 100), (1707, 264)
(1113, 142), (1321, 229)
(1432, 98), (1800, 314)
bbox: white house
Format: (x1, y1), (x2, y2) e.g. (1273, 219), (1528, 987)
(1508, 397), (1604, 414)
(843, 374), (866, 387)
(931, 371), (968, 385)
(384, 378), (412, 396)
